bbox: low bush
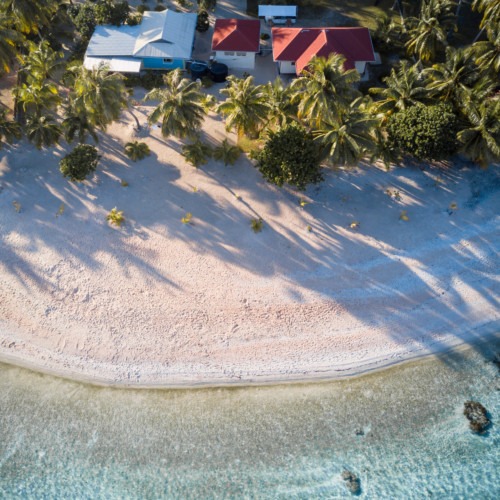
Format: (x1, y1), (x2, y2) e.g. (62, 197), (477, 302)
(60, 144), (100, 182)
(387, 104), (458, 161)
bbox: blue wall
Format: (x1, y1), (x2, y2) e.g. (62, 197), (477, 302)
(142, 57), (184, 70)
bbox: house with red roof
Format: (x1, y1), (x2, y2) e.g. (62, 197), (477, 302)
(272, 27), (376, 77)
(212, 19), (261, 70)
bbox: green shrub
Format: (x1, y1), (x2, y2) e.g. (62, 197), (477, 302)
(213, 139), (241, 166)
(250, 217), (263, 233)
(136, 4), (148, 13)
(141, 71), (164, 90)
(182, 140), (212, 167)
(198, 0), (216, 11)
(154, 4), (166, 11)
(124, 141), (151, 161)
(196, 10), (210, 32)
(60, 144), (100, 182)
(127, 13), (142, 25)
(106, 207), (125, 226)
(256, 125), (322, 191)
(260, 33), (270, 40)
(387, 104), (458, 161)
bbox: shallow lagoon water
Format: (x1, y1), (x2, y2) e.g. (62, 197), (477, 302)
(0, 340), (499, 499)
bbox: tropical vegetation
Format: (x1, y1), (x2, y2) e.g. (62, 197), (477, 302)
(256, 125), (323, 191)
(0, 0), (498, 196)
(145, 69), (206, 139)
(59, 144), (100, 181)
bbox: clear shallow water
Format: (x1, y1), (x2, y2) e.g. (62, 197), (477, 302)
(0, 341), (499, 499)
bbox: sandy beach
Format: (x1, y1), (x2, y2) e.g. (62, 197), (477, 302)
(0, 93), (499, 387)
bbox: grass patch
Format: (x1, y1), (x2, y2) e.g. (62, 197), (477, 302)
(237, 136), (261, 156)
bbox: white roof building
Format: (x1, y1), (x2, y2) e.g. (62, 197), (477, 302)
(84, 10), (197, 73)
(258, 5), (297, 23)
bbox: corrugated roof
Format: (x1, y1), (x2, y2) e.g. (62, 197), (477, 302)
(85, 25), (140, 57)
(134, 10), (197, 59)
(258, 5), (297, 17)
(84, 56), (142, 73)
(212, 19), (261, 52)
(85, 10), (196, 61)
(272, 27), (375, 75)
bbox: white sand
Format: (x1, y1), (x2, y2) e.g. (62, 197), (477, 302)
(0, 100), (499, 387)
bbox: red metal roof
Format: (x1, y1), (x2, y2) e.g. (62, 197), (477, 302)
(212, 19), (261, 52)
(272, 27), (375, 74)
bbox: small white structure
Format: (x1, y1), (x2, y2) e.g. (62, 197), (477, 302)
(258, 5), (297, 25)
(212, 19), (261, 70)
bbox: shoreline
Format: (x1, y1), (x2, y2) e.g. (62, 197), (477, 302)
(1, 106), (499, 392)
(1, 324), (498, 389)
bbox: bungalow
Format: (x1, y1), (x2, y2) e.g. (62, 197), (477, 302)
(84, 9), (197, 73)
(212, 19), (261, 70)
(272, 27), (376, 77)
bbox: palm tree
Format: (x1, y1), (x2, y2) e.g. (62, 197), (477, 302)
(369, 60), (431, 116)
(62, 102), (99, 144)
(145, 68), (206, 139)
(471, 23), (500, 75)
(25, 114), (61, 149)
(124, 141), (151, 161)
(1, 0), (57, 34)
(313, 97), (378, 166)
(68, 62), (128, 130)
(213, 139), (241, 166)
(424, 47), (486, 107)
(262, 77), (297, 130)
(0, 13), (23, 73)
(216, 75), (269, 138)
(372, 12), (404, 53)
(405, 0), (456, 63)
(22, 40), (64, 82)
(457, 97), (500, 168)
(0, 107), (22, 147)
(13, 78), (61, 116)
(473, 0), (500, 42)
(290, 53), (360, 128)
(181, 139), (212, 167)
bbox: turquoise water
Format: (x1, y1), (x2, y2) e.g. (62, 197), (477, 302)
(0, 341), (499, 499)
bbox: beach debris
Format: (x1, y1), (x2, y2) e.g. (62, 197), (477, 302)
(120, 179), (129, 187)
(399, 210), (409, 221)
(349, 221), (360, 230)
(449, 202), (457, 210)
(463, 401), (490, 433)
(299, 198), (309, 207)
(306, 225), (312, 232)
(181, 212), (193, 225)
(385, 188), (402, 201)
(250, 217), (263, 233)
(56, 203), (65, 217)
(192, 186), (199, 193)
(354, 428), (364, 436)
(106, 207), (125, 227)
(12, 200), (21, 213)
(234, 193), (242, 200)
(341, 469), (361, 495)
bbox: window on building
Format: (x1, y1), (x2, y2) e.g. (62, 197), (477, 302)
(236, 52), (246, 57)
(163, 58), (173, 64)
(224, 51), (235, 56)
(291, 62), (296, 66)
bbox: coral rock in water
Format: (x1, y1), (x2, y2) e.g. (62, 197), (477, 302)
(463, 401), (490, 433)
(341, 469), (361, 495)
